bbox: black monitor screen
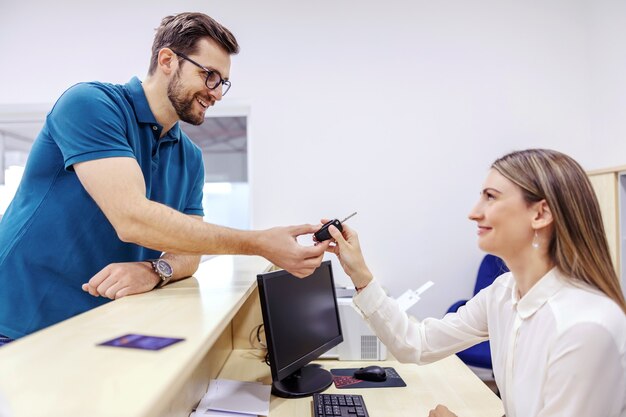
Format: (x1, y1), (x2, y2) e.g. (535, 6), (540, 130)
(257, 260), (343, 397)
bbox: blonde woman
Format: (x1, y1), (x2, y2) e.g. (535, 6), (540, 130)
(326, 149), (626, 417)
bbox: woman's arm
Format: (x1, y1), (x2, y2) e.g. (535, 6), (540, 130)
(327, 223), (490, 364)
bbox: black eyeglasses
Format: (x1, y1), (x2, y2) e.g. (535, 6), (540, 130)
(172, 50), (231, 96)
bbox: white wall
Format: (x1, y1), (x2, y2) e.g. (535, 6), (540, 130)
(1, 0), (624, 319)
(587, 0), (626, 167)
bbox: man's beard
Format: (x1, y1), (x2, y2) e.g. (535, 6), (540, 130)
(167, 70), (206, 126)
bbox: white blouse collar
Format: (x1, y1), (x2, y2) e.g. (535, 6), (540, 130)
(510, 267), (565, 319)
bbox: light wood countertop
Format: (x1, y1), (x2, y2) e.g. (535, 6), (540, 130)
(219, 349), (504, 417)
(0, 255), (269, 417)
(0, 255), (503, 417)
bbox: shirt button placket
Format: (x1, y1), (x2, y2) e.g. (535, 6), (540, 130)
(504, 312), (523, 417)
(151, 126), (161, 160)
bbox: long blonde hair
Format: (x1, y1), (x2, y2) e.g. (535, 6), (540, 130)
(492, 149), (626, 314)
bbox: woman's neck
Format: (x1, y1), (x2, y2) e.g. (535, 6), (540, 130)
(505, 253), (554, 298)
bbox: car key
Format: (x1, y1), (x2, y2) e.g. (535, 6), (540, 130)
(314, 212), (357, 241)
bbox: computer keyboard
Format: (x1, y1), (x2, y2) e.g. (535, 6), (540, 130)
(313, 393), (370, 417)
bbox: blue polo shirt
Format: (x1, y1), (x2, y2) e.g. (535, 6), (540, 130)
(0, 77), (205, 338)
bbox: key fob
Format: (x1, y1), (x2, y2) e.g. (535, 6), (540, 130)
(314, 219), (343, 241)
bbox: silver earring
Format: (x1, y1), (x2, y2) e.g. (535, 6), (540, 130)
(532, 230), (540, 249)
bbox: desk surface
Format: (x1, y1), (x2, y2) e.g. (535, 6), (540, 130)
(0, 256), (504, 417)
(221, 349), (504, 417)
(0, 255), (269, 417)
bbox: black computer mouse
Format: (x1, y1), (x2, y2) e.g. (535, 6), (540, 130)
(353, 365), (387, 382)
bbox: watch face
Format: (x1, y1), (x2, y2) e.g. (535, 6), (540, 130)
(155, 260), (173, 277)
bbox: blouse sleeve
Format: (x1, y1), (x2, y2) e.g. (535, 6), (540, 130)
(353, 279), (491, 364)
(537, 322), (625, 417)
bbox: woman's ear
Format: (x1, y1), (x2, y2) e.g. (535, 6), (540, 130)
(531, 199), (553, 229)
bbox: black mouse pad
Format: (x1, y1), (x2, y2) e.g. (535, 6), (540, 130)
(330, 367), (407, 389)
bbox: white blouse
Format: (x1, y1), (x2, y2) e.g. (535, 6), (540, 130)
(353, 268), (626, 417)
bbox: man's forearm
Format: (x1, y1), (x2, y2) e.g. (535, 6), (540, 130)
(160, 252), (201, 282)
(117, 197), (264, 257)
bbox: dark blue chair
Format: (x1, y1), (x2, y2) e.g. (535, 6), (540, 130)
(446, 254), (509, 369)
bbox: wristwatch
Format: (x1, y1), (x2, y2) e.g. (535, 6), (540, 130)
(148, 258), (173, 288)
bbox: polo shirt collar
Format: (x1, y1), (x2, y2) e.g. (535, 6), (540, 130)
(165, 123), (182, 143)
(126, 77), (181, 143)
(510, 267), (564, 319)
(126, 77), (156, 124)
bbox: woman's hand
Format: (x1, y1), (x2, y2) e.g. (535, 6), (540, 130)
(324, 221), (373, 289)
(428, 405), (458, 417)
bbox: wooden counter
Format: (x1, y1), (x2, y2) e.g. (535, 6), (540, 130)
(0, 255), (269, 417)
(0, 255), (504, 417)
(221, 350), (504, 417)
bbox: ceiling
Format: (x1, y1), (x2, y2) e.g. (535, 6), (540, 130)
(181, 117), (246, 154)
(0, 116), (247, 155)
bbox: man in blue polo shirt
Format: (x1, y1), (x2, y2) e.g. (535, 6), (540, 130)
(0, 12), (329, 344)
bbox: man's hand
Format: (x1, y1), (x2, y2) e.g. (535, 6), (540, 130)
(428, 405), (458, 417)
(82, 262), (159, 300)
(258, 224), (330, 278)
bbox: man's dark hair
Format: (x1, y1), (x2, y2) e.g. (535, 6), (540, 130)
(148, 12), (239, 75)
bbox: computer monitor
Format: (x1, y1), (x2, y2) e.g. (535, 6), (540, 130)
(257, 260), (343, 398)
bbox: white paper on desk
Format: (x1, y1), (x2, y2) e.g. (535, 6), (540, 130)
(196, 380), (253, 412)
(200, 379), (271, 416)
(191, 410), (256, 417)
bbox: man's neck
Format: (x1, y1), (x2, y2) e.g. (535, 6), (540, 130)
(142, 75), (178, 137)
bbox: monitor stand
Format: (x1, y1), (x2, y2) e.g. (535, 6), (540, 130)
(272, 364), (333, 398)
